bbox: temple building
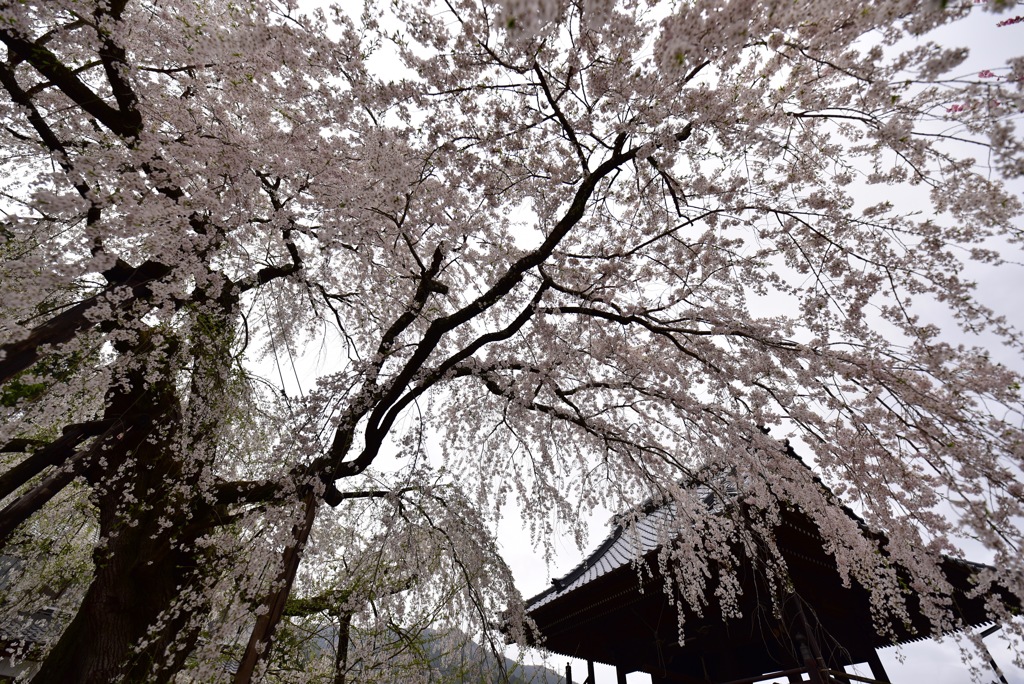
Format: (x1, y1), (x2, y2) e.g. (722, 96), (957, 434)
(523, 480), (1015, 684)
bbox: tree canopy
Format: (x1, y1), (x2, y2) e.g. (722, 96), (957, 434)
(0, 0), (1022, 681)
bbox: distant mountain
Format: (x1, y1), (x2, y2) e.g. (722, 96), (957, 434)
(288, 621), (565, 683)
(388, 628), (565, 683)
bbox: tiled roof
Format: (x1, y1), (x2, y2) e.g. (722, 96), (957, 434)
(0, 555), (61, 647)
(0, 606), (58, 645)
(524, 447), (861, 614)
(526, 487), (719, 611)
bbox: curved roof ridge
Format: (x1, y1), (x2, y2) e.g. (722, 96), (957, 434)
(525, 487), (714, 611)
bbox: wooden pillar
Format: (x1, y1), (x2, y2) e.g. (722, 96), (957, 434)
(616, 665), (628, 684)
(587, 660), (596, 684)
(795, 632), (825, 684)
(794, 598), (828, 684)
(978, 625), (1009, 684)
(865, 649), (891, 683)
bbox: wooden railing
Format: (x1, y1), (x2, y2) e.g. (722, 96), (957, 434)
(716, 666), (886, 684)
(566, 662), (887, 684)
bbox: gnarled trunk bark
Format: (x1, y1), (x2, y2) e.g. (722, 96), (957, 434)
(31, 347), (214, 684)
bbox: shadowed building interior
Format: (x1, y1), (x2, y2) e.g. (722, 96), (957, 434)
(523, 488), (1015, 684)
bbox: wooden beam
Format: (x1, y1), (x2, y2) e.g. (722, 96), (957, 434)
(865, 650), (890, 683)
(977, 626), (1009, 684)
(825, 669), (888, 683)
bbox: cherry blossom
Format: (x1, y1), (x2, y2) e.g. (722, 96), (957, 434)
(0, 0), (1022, 682)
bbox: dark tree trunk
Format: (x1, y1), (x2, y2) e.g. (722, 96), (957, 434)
(31, 346), (214, 684)
(33, 505), (206, 684)
(333, 612), (352, 684)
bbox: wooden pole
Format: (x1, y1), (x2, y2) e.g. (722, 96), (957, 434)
(794, 598), (828, 684)
(978, 625), (1009, 684)
(865, 649), (891, 683)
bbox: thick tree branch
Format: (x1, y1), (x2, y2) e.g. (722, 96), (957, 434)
(326, 124), (694, 483)
(0, 447), (92, 544)
(236, 228), (304, 292)
(0, 259), (171, 385)
(0, 438), (47, 453)
(92, 0), (138, 120)
(0, 420), (112, 502)
(353, 280), (552, 476)
(213, 478), (288, 507)
(0, 61), (71, 162)
(375, 243), (447, 363)
(0, 28), (142, 139)
(233, 491), (319, 684)
(0, 60), (104, 226)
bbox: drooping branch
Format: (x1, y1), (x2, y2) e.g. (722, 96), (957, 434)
(454, 362), (700, 474)
(283, 561), (416, 617)
(281, 560), (416, 684)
